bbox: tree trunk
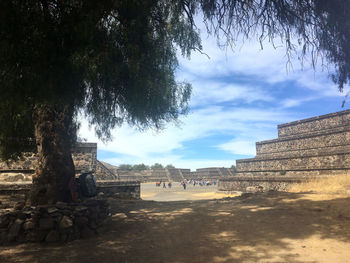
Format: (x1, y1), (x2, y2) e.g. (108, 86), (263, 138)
(30, 104), (75, 205)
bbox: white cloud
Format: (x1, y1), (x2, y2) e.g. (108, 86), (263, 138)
(78, 21), (343, 170)
(218, 140), (256, 156)
(78, 106), (291, 169)
(178, 28), (340, 99)
(182, 78), (275, 107)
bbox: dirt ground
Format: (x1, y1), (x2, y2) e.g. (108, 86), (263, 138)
(1, 186), (350, 262)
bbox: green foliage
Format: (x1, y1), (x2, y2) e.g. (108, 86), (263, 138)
(151, 163), (164, 169)
(199, 0), (350, 93)
(0, 0), (199, 160)
(279, 170), (287, 176)
(132, 163), (149, 171)
(165, 164), (175, 169)
(1, 0), (350, 161)
(118, 164), (133, 170)
(230, 165), (237, 172)
(119, 163), (150, 170)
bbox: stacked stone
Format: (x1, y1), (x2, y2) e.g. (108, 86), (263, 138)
(167, 169), (186, 182)
(0, 143), (98, 182)
(192, 167), (234, 179)
(95, 161), (118, 181)
(0, 199), (110, 244)
(236, 109), (350, 177)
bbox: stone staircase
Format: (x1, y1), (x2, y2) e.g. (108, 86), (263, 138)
(167, 169), (187, 182)
(95, 160), (119, 180)
(236, 109), (350, 177)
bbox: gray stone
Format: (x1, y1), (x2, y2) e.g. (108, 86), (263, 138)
(88, 221), (97, 229)
(80, 227), (95, 239)
(55, 202), (67, 209)
(75, 217), (89, 227)
(8, 219), (24, 241)
(17, 212), (27, 220)
(112, 213), (127, 219)
(60, 233), (68, 242)
(26, 230), (48, 242)
(75, 206), (88, 212)
(23, 219), (35, 231)
(0, 215), (10, 228)
(59, 216), (73, 229)
(0, 229), (7, 243)
(14, 202), (25, 211)
(47, 207), (59, 214)
(39, 218), (55, 230)
(45, 230), (60, 243)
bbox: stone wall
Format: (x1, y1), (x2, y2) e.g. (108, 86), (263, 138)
(96, 181), (140, 199)
(277, 110), (350, 137)
(95, 161), (119, 181)
(256, 128), (350, 156)
(0, 143), (97, 173)
(235, 109), (350, 177)
(0, 143), (235, 183)
(0, 198), (110, 244)
(72, 143), (97, 173)
(0, 181), (141, 199)
(0, 143), (101, 182)
(116, 168), (234, 182)
(218, 176), (309, 193)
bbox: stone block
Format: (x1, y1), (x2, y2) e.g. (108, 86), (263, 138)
(59, 216), (73, 229)
(45, 230), (60, 243)
(39, 218), (55, 230)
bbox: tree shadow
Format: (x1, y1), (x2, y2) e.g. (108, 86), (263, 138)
(1, 192), (350, 262)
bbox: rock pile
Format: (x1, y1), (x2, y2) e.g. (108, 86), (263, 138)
(0, 198), (110, 244)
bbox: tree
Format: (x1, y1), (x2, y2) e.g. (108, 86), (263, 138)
(1, 0), (350, 204)
(231, 165), (237, 173)
(165, 164), (176, 169)
(132, 163), (149, 171)
(151, 163), (164, 170)
(118, 164), (133, 170)
(0, 1), (197, 204)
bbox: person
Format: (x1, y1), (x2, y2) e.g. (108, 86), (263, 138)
(163, 182), (166, 188)
(168, 182), (172, 188)
(182, 181), (186, 190)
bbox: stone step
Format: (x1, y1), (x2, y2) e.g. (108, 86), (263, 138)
(256, 144), (350, 159)
(236, 152), (350, 172)
(277, 109), (350, 137)
(256, 125), (350, 155)
(235, 169), (350, 177)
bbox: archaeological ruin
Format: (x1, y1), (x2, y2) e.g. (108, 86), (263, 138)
(219, 109), (350, 192)
(3, 109), (350, 194)
(0, 141), (234, 184)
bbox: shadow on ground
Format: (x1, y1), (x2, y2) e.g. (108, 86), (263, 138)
(1, 192), (350, 263)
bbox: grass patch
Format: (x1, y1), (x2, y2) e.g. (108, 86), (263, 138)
(289, 174), (350, 195)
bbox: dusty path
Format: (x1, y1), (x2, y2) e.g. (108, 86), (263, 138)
(1, 191), (350, 263)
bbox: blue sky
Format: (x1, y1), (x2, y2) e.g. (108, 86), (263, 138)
(78, 28), (348, 170)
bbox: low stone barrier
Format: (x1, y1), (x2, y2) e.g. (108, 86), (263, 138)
(0, 198), (110, 244)
(97, 181), (140, 199)
(218, 176), (311, 193)
(0, 181), (141, 200)
(0, 180), (140, 244)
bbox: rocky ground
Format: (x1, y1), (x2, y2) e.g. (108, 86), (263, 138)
(1, 190), (350, 262)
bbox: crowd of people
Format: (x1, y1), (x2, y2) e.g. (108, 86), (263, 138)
(155, 179), (217, 190)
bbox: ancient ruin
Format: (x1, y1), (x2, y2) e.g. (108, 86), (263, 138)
(219, 109), (350, 192)
(0, 142), (234, 184)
